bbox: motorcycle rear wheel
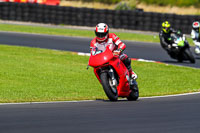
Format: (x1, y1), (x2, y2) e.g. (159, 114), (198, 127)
(100, 72), (118, 101)
(127, 80), (139, 101)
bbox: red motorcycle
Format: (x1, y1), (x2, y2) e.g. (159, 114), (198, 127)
(88, 47), (139, 101)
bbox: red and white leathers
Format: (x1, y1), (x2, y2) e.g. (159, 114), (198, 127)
(191, 21), (200, 55)
(90, 33), (137, 80)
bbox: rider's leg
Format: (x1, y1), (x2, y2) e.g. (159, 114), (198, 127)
(195, 46), (200, 55)
(194, 41), (200, 55)
(119, 54), (137, 80)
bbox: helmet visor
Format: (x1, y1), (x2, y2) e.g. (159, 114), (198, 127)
(95, 31), (108, 38)
(165, 27), (169, 31)
(163, 27), (170, 33)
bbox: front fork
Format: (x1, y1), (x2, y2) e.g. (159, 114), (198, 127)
(108, 68), (118, 87)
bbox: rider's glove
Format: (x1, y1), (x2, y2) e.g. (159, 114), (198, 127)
(168, 45), (171, 49)
(177, 30), (181, 35)
(113, 49), (122, 56)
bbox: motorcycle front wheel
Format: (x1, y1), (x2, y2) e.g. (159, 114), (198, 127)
(184, 48), (195, 63)
(100, 72), (118, 101)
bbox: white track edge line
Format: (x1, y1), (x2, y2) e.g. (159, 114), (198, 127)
(0, 100), (95, 105)
(0, 91), (200, 105)
(139, 91), (200, 99)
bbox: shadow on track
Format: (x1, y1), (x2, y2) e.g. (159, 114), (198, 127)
(95, 98), (140, 102)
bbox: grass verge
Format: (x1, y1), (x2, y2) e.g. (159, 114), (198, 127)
(0, 23), (194, 45)
(0, 44), (199, 103)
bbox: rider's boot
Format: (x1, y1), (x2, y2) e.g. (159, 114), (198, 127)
(129, 68), (137, 80)
(121, 56), (137, 81)
(129, 68), (137, 86)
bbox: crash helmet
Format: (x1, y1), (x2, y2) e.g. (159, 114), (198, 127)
(95, 23), (109, 42)
(162, 21), (171, 33)
(192, 21), (200, 32)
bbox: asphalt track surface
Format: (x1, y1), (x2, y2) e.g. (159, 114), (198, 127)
(0, 32), (200, 133)
(0, 31), (199, 68)
(0, 94), (200, 133)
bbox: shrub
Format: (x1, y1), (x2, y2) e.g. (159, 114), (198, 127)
(80, 0), (121, 4)
(115, 0), (136, 10)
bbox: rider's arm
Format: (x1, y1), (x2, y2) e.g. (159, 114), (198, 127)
(191, 29), (200, 47)
(90, 38), (96, 52)
(159, 32), (170, 51)
(191, 29), (195, 40)
(191, 29), (198, 41)
(171, 28), (177, 33)
(191, 29), (197, 44)
(171, 28), (183, 36)
(111, 33), (126, 52)
(170, 28), (179, 34)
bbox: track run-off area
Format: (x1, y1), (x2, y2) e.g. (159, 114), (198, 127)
(0, 31), (200, 133)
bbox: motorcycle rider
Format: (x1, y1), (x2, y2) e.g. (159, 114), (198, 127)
(90, 23), (137, 80)
(191, 21), (200, 55)
(159, 21), (181, 55)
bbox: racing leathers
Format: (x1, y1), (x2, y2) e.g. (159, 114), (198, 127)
(90, 33), (137, 80)
(159, 27), (177, 53)
(191, 28), (200, 54)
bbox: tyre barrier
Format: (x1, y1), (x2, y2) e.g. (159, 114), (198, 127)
(0, 2), (199, 34)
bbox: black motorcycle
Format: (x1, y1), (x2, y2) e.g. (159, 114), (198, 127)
(168, 33), (195, 63)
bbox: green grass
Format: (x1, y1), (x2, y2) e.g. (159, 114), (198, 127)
(0, 23), (160, 43)
(0, 23), (195, 45)
(139, 0), (200, 7)
(0, 44), (199, 103)
(0, 23), (194, 45)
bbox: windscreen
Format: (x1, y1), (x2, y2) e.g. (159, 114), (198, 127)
(91, 47), (105, 55)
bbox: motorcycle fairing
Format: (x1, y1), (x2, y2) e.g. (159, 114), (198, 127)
(89, 48), (113, 67)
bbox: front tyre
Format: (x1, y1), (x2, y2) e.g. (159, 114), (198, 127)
(184, 48), (195, 63)
(127, 80), (139, 101)
(100, 72), (118, 101)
